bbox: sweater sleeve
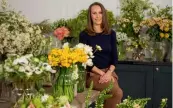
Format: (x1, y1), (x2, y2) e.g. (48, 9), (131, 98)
(79, 31), (94, 72)
(111, 30), (118, 67)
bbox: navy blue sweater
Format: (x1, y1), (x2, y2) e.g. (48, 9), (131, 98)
(79, 30), (118, 71)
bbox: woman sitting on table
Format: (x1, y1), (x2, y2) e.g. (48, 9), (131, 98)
(79, 2), (123, 108)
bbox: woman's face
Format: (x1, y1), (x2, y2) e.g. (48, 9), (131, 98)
(91, 5), (102, 26)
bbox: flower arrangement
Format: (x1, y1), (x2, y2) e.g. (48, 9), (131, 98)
(140, 17), (172, 42)
(48, 42), (101, 102)
(2, 54), (55, 83)
(48, 42), (94, 102)
(116, 96), (151, 108)
(0, 1), (48, 56)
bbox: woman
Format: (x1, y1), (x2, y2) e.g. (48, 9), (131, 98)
(79, 2), (123, 108)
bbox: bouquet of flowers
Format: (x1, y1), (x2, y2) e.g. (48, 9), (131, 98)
(2, 54), (56, 89)
(48, 42), (91, 102)
(140, 17), (172, 42)
(48, 42), (101, 101)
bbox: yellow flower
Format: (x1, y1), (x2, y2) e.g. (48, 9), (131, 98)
(164, 27), (169, 32)
(160, 33), (164, 38)
(164, 33), (169, 38)
(165, 24), (169, 27)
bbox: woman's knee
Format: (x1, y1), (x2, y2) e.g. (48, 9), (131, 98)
(111, 87), (123, 100)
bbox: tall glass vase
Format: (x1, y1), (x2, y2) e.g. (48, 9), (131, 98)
(118, 42), (126, 61)
(53, 67), (74, 102)
(77, 65), (86, 93)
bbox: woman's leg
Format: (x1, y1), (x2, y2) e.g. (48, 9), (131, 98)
(86, 73), (123, 108)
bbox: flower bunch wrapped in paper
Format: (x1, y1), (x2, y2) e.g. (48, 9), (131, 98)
(48, 42), (99, 102)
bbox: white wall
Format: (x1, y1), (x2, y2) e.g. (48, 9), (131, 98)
(3, 0), (172, 23)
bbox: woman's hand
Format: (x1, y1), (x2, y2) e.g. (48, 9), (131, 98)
(99, 71), (112, 84)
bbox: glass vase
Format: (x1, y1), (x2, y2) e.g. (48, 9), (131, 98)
(152, 42), (165, 61)
(11, 79), (36, 103)
(53, 67), (74, 102)
(77, 67), (86, 93)
(118, 43), (126, 61)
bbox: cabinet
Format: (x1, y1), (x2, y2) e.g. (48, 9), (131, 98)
(116, 62), (172, 108)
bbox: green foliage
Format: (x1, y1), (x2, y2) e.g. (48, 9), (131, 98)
(95, 81), (113, 108)
(85, 81), (93, 108)
(159, 98), (168, 108)
(52, 9), (115, 39)
(117, 96), (151, 108)
(51, 19), (68, 30)
(107, 10), (116, 27)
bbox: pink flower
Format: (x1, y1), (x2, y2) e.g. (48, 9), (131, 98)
(54, 26), (70, 40)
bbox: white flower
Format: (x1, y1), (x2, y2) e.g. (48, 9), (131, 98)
(96, 45), (102, 51)
(18, 66), (25, 72)
(75, 43), (84, 49)
(23, 54), (33, 59)
(84, 45), (93, 54)
(13, 57), (28, 65)
(41, 94), (49, 102)
(62, 42), (69, 48)
(4, 65), (14, 72)
(24, 65), (32, 72)
(42, 63), (56, 73)
(86, 59), (93, 66)
(34, 67), (42, 74)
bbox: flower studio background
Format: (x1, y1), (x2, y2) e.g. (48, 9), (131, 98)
(3, 0), (172, 23)
(0, 0), (172, 108)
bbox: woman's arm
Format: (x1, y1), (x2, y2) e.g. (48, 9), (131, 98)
(79, 31), (104, 76)
(110, 30), (118, 68)
(91, 66), (105, 76)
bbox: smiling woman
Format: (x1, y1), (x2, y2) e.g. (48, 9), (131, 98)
(79, 2), (123, 108)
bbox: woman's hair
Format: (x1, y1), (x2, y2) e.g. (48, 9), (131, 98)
(85, 2), (111, 36)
